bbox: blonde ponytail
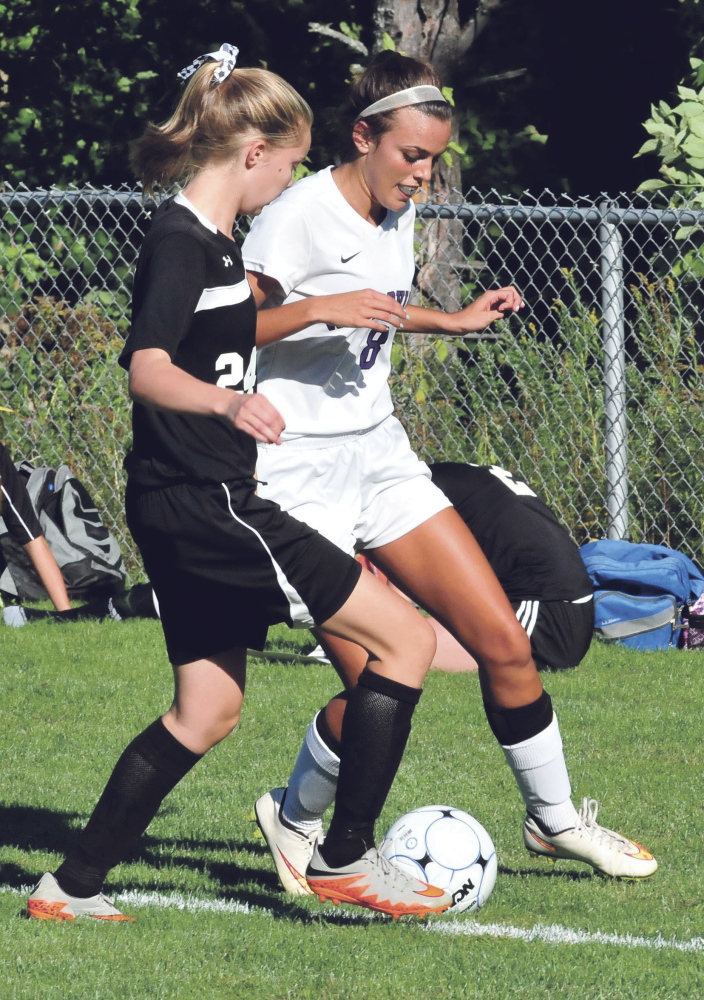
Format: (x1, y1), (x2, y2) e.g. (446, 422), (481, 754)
(131, 63), (312, 194)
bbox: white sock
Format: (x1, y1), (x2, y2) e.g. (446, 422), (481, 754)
(501, 714), (579, 833)
(281, 712), (339, 833)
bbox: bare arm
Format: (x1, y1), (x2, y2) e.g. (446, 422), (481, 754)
(247, 271), (409, 347)
(404, 287), (524, 337)
(128, 348), (285, 445)
(248, 272), (523, 344)
(24, 535), (71, 611)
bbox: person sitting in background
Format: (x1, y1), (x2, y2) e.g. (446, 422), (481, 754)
(0, 440), (159, 627)
(411, 462), (593, 673)
(1, 440), (73, 615)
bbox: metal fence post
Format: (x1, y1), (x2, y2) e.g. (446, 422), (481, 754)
(599, 204), (629, 540)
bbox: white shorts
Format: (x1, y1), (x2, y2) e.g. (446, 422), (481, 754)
(256, 415), (452, 555)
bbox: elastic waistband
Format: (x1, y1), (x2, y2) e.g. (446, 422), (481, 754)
(258, 419), (388, 452)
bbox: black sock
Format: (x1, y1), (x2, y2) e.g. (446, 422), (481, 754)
(484, 690), (553, 746)
(319, 669), (421, 869)
(54, 718), (202, 897)
(113, 584), (159, 620)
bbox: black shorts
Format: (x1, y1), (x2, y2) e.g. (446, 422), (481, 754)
(126, 479), (362, 666)
(512, 598), (594, 671)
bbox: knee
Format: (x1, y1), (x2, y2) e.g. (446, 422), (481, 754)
(165, 706), (241, 754)
(405, 612), (438, 668)
(206, 710), (241, 747)
(480, 619), (534, 673)
(380, 608), (436, 682)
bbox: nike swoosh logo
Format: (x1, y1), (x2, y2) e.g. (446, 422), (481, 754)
(341, 252), (361, 264)
(415, 883), (449, 898)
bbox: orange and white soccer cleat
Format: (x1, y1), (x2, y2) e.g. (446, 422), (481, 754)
(27, 872), (135, 921)
(306, 845), (454, 918)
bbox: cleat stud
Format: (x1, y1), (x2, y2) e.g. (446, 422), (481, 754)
(247, 810), (256, 822)
(252, 830), (263, 839)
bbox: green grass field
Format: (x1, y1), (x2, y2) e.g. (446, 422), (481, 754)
(1, 618), (702, 999)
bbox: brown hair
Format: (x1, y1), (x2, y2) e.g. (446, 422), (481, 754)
(341, 51), (452, 159)
(131, 63), (313, 194)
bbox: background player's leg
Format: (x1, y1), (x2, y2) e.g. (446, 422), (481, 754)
(29, 648), (246, 919)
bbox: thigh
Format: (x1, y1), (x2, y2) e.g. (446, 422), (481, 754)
(369, 507), (540, 701)
(320, 563), (435, 689)
(370, 507), (518, 642)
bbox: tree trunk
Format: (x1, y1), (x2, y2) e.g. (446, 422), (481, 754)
(372, 0), (504, 310)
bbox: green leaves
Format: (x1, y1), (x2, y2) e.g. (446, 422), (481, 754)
(637, 59), (704, 203)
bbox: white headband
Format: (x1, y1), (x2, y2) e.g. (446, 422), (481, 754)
(177, 43), (239, 85)
(357, 85), (448, 119)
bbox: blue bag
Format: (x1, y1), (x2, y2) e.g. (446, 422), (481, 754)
(580, 539), (704, 650)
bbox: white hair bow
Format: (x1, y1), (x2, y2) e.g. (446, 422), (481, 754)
(177, 43), (239, 85)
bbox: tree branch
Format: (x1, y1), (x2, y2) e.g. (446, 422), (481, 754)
(465, 67), (527, 87)
(308, 23), (369, 57)
(457, 0), (508, 59)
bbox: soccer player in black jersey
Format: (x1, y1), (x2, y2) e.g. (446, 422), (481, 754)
(424, 463), (594, 674)
(27, 45), (453, 922)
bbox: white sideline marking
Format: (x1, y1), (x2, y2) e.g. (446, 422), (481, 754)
(5, 883), (703, 953)
(429, 918), (704, 953)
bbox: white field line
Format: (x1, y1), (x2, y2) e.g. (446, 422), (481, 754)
(4, 882), (704, 953)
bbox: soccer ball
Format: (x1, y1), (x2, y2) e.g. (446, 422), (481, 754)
(379, 805), (497, 914)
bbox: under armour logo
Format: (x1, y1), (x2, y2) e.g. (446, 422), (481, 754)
(223, 255), (233, 267)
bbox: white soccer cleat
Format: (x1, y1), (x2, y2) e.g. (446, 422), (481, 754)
(254, 787), (322, 895)
(523, 797), (658, 879)
(27, 872), (135, 921)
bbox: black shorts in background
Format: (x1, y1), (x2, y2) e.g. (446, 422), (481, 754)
(513, 598), (594, 671)
(126, 479), (361, 666)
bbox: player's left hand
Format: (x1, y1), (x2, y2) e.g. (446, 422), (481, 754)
(449, 286), (524, 335)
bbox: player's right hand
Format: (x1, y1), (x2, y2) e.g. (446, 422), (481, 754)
(225, 392), (285, 445)
(316, 289), (409, 333)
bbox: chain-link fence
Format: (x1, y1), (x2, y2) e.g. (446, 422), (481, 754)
(2, 184), (704, 577)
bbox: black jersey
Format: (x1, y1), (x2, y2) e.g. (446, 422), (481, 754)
(0, 441), (42, 591)
(120, 196), (258, 488)
(0, 443), (42, 546)
(429, 463), (592, 602)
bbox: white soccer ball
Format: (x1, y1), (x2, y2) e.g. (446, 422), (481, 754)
(379, 805), (497, 914)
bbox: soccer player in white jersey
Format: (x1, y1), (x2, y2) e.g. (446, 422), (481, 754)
(243, 51), (657, 891)
(27, 46), (454, 922)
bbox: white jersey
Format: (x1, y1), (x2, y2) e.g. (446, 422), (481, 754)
(242, 166), (415, 441)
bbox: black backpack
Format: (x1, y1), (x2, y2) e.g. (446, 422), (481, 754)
(0, 461), (126, 600)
